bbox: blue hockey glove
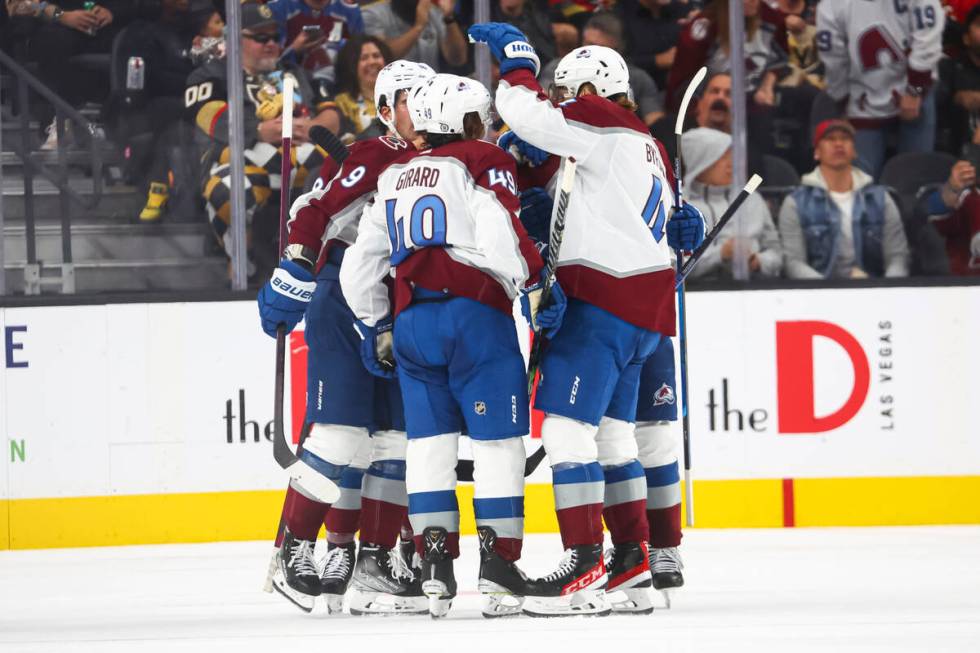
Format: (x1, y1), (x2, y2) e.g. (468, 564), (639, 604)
(520, 270), (567, 339)
(667, 202), (707, 252)
(257, 260), (315, 338)
(498, 130), (550, 167)
(467, 22), (540, 75)
(519, 187), (553, 245)
(353, 317), (396, 379)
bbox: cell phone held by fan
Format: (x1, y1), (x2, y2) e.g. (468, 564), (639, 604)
(302, 25), (324, 40)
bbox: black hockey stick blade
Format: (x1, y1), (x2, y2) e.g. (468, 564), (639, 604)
(309, 125), (351, 164)
(676, 173), (763, 287)
(454, 443), (547, 482)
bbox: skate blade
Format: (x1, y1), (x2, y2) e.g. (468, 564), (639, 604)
(271, 575), (316, 614)
(523, 590), (612, 618)
(348, 587), (428, 616)
(478, 580), (524, 618)
(324, 593), (344, 615)
(422, 580), (454, 619)
(609, 587), (654, 615)
(660, 588), (674, 609)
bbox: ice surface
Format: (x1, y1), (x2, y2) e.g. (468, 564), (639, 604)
(1, 527), (979, 652)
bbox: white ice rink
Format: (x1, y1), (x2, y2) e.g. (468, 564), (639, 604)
(2, 527), (979, 653)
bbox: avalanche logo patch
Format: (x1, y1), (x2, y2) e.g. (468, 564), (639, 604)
(474, 401), (487, 416)
(653, 383), (675, 406)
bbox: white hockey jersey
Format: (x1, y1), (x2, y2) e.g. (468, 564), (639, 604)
(339, 139), (543, 327)
(816, 0), (945, 124)
(495, 68), (676, 335)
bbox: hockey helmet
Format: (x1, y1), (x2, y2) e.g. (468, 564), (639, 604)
(374, 60), (436, 133)
(407, 74), (492, 135)
(553, 45), (631, 101)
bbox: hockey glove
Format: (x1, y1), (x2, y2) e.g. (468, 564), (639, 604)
(257, 260), (316, 338)
(467, 22), (540, 76)
(498, 130), (550, 167)
(519, 187), (553, 245)
(520, 270), (567, 339)
(667, 202), (707, 252)
(353, 317), (396, 379)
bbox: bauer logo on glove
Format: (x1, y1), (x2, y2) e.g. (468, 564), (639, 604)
(271, 274), (314, 301)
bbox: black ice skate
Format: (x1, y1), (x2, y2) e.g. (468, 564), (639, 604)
(272, 530), (322, 613)
(650, 546), (684, 608)
(476, 527), (530, 618)
(348, 543), (428, 616)
(419, 527), (457, 619)
(522, 544), (611, 618)
(605, 541), (653, 615)
(319, 542), (355, 614)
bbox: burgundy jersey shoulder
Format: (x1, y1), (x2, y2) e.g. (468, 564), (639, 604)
(559, 94), (651, 136)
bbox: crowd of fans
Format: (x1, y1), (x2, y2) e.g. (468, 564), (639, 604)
(1, 0), (978, 280)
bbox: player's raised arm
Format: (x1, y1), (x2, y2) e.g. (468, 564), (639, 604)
(468, 23), (600, 162)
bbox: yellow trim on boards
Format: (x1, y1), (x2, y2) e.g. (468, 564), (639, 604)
(3, 476), (980, 550)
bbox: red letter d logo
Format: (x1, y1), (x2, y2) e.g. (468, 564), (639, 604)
(776, 321), (870, 434)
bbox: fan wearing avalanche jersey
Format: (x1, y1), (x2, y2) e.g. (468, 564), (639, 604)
(470, 23), (705, 617)
(816, 0), (945, 178)
(339, 74), (552, 619)
(257, 61), (433, 616)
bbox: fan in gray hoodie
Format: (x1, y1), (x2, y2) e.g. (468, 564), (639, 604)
(778, 120), (910, 279)
(681, 128), (782, 280)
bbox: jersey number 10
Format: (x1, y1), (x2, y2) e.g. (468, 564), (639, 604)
(386, 195), (448, 265)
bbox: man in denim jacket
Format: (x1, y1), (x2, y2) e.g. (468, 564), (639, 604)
(778, 120), (910, 279)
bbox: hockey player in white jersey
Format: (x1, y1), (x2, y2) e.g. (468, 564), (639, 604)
(339, 73), (558, 618)
(816, 0), (945, 178)
(257, 60), (434, 615)
(469, 23), (706, 617)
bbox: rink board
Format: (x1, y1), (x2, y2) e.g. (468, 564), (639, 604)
(2, 285), (979, 549)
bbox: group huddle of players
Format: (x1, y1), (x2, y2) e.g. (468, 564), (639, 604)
(257, 21), (707, 619)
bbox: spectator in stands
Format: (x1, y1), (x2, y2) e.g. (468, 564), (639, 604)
(817, 0), (945, 180)
(923, 160), (980, 275)
(540, 11), (664, 125)
(362, 0), (467, 71)
(109, 0), (198, 222)
(615, 0), (689, 91)
(695, 71), (732, 133)
(187, 1), (330, 280)
(779, 120), (910, 279)
(188, 7), (226, 64)
(319, 34), (392, 139)
(666, 0), (792, 114)
(947, 5), (980, 160)
(267, 0), (363, 81)
(682, 127), (783, 280)
(29, 1), (136, 150)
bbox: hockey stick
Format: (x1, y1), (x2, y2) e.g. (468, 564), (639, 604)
(672, 66), (707, 528)
(675, 174), (763, 288)
(526, 157), (577, 394)
(455, 441), (547, 482)
(309, 124), (351, 167)
(271, 76), (341, 504)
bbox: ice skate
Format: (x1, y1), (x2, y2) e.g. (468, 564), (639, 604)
(605, 542), (653, 615)
(348, 543), (427, 616)
(650, 546), (684, 608)
(319, 542), (355, 614)
(271, 530), (321, 613)
(476, 527), (529, 618)
(522, 544), (611, 618)
(419, 528), (456, 619)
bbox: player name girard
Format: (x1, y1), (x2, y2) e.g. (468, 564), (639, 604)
(395, 166), (440, 190)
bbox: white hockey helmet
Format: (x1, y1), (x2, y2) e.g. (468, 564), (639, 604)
(374, 60), (436, 132)
(553, 45), (631, 100)
(407, 73), (492, 135)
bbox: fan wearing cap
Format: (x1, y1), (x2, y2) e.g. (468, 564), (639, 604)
(778, 119), (909, 279)
(256, 60), (437, 616)
(186, 1), (336, 278)
(680, 127), (782, 280)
